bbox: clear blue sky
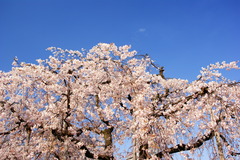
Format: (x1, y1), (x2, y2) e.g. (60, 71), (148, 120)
(1, 0), (239, 81)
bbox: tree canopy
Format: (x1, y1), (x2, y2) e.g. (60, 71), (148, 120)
(0, 43), (239, 159)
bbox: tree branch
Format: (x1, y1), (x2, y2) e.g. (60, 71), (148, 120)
(156, 130), (214, 158)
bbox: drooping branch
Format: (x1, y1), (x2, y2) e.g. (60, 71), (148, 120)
(153, 80), (240, 119)
(219, 134), (240, 157)
(155, 90), (239, 158)
(0, 102), (26, 136)
(95, 94), (114, 158)
(0, 126), (19, 136)
(156, 130), (215, 158)
(152, 86), (212, 118)
(51, 127), (112, 160)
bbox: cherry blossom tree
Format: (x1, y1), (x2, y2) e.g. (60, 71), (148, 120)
(0, 43), (239, 159)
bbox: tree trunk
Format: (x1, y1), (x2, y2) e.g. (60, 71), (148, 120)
(215, 131), (225, 160)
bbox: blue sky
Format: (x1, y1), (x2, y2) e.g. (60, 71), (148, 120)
(1, 0), (239, 81)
